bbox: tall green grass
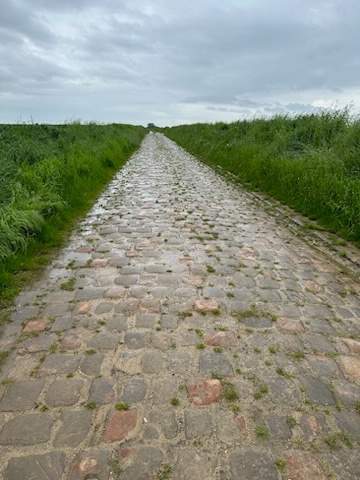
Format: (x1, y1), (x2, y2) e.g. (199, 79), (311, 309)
(163, 110), (360, 246)
(0, 123), (146, 304)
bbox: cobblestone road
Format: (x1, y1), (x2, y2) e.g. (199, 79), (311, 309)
(0, 133), (360, 479)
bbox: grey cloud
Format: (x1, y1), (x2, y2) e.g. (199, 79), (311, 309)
(284, 103), (320, 114)
(0, 0), (359, 124)
(0, 0), (55, 44)
(30, 0), (95, 11)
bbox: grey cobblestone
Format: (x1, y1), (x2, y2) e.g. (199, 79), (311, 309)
(38, 353), (81, 375)
(87, 333), (120, 350)
(88, 377), (115, 404)
(125, 331), (147, 349)
(45, 379), (84, 406)
(106, 315), (128, 331)
(0, 413), (53, 445)
(230, 450), (277, 480)
(0, 379), (44, 411)
(54, 409), (92, 447)
(4, 452), (65, 480)
(141, 350), (165, 374)
(184, 408), (212, 439)
(80, 352), (104, 375)
(120, 376), (148, 403)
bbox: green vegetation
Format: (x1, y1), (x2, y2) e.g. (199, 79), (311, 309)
(0, 351), (9, 371)
(115, 402), (130, 411)
(276, 367), (294, 378)
(222, 381), (239, 401)
(109, 458), (123, 477)
(60, 277), (76, 291)
(163, 110), (360, 246)
(255, 425), (269, 439)
(157, 464), (172, 480)
(0, 122), (146, 307)
(287, 416), (297, 428)
(275, 459), (286, 471)
(323, 431), (353, 450)
(253, 384), (269, 400)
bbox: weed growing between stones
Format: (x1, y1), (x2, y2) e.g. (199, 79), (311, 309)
(323, 431), (353, 450)
(229, 403), (241, 413)
(255, 425), (269, 439)
(109, 458), (123, 477)
(157, 464), (172, 480)
(268, 346), (279, 354)
(38, 403), (49, 412)
(0, 351), (9, 370)
(276, 367), (294, 378)
(115, 402), (130, 411)
(1, 377), (14, 386)
(222, 382), (239, 401)
(287, 351), (305, 361)
(253, 385), (269, 400)
(286, 416), (297, 428)
(275, 459), (286, 471)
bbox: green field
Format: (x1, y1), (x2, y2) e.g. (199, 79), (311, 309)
(163, 110), (360, 246)
(0, 122), (146, 305)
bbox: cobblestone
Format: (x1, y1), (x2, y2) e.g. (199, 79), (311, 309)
(0, 413), (53, 445)
(120, 376), (148, 403)
(0, 133), (359, 478)
(45, 379), (84, 406)
(229, 450), (277, 479)
(69, 450), (110, 480)
(88, 377), (115, 405)
(54, 409), (92, 447)
(0, 379), (44, 411)
(103, 410), (137, 442)
(4, 452), (66, 480)
(184, 408), (212, 439)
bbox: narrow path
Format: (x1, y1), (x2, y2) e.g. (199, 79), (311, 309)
(0, 133), (360, 480)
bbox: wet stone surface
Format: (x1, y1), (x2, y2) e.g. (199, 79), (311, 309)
(0, 133), (360, 479)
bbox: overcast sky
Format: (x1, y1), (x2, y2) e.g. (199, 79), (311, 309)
(0, 0), (359, 126)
